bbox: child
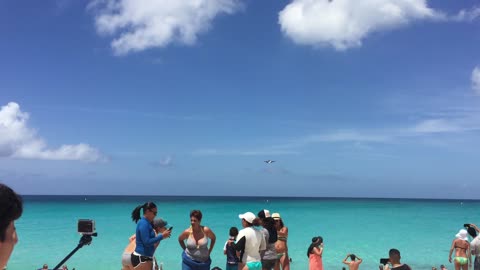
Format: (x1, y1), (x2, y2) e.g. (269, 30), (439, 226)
(224, 227), (240, 270)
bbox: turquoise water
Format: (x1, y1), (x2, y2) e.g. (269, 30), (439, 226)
(8, 196), (480, 270)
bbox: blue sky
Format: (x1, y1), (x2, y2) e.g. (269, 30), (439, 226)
(1, 0), (480, 198)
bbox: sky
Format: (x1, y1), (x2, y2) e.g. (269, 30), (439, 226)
(1, 0), (480, 199)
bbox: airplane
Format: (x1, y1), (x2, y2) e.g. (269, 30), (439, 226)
(264, 160), (275, 164)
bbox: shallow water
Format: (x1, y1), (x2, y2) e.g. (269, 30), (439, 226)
(8, 196), (480, 270)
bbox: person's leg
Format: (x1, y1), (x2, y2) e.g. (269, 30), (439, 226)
(279, 254), (290, 270)
(273, 260), (280, 270)
(454, 258), (461, 270)
(134, 261), (152, 270)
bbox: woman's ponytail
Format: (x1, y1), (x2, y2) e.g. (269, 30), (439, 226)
(131, 202), (157, 223)
(131, 203), (146, 223)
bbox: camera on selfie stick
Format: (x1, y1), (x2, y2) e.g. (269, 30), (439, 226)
(52, 219), (98, 270)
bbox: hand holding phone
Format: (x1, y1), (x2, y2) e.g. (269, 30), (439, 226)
(380, 258), (389, 265)
(168, 226), (173, 231)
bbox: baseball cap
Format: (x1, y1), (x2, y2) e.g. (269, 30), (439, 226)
(238, 212), (256, 224)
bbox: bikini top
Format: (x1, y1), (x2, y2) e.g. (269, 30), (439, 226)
(185, 226), (210, 262)
(455, 240), (469, 250)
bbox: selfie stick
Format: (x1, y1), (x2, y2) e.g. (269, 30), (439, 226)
(52, 233), (98, 270)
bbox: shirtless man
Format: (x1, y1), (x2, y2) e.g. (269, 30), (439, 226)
(342, 254), (363, 270)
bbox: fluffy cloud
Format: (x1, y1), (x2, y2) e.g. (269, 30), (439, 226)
(0, 102), (105, 162)
(90, 0), (241, 55)
(472, 67), (480, 95)
(452, 7), (480, 22)
(278, 0), (443, 50)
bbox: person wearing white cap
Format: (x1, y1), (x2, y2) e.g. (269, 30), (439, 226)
(272, 213), (290, 270)
(448, 229), (471, 270)
(234, 212), (266, 270)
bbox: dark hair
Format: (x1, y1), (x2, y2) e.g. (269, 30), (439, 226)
(0, 183), (23, 242)
(131, 202), (157, 223)
(307, 236), (323, 257)
(190, 209), (203, 221)
(257, 210), (268, 219)
(350, 254), (356, 261)
(229, 227), (239, 237)
(389, 248), (401, 258)
(263, 217), (277, 243)
(275, 218), (285, 229)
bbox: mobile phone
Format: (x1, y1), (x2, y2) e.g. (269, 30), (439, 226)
(380, 258), (389, 265)
(167, 226), (173, 231)
(464, 224), (470, 228)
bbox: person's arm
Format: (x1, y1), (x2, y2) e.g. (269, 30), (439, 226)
(224, 241), (228, 255)
(129, 234), (136, 242)
(343, 254), (351, 265)
(449, 240), (455, 263)
(313, 246), (323, 256)
(205, 226), (216, 255)
(259, 231), (267, 252)
(178, 230), (188, 250)
(356, 255), (363, 264)
(468, 243), (472, 267)
(470, 223), (480, 233)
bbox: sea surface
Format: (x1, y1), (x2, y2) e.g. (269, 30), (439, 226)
(8, 196), (480, 270)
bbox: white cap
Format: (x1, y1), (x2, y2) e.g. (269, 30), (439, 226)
(456, 229), (468, 241)
(239, 212), (256, 224)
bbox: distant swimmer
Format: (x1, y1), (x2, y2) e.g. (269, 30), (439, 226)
(264, 160), (275, 164)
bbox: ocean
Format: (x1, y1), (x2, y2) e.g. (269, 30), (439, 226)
(8, 196), (480, 270)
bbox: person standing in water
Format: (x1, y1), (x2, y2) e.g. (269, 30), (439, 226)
(272, 213), (289, 270)
(307, 236), (323, 270)
(131, 202), (171, 270)
(178, 210), (216, 270)
(342, 254), (362, 270)
(449, 229), (471, 270)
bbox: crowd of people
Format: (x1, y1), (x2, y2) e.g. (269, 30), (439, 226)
(1, 184), (480, 270)
(118, 202), (480, 270)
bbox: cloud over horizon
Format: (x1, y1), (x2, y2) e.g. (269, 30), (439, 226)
(278, 0), (443, 50)
(0, 102), (105, 162)
(472, 66), (480, 95)
(90, 0), (242, 55)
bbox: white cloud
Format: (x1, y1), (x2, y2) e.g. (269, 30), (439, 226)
(151, 155), (174, 167)
(472, 67), (480, 95)
(410, 119), (464, 133)
(278, 0), (443, 50)
(90, 0), (242, 55)
(452, 7), (480, 22)
(192, 148), (299, 156)
(0, 102), (105, 162)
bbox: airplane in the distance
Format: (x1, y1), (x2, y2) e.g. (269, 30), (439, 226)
(264, 160), (275, 164)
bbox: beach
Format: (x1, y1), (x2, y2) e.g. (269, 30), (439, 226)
(8, 196), (480, 270)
